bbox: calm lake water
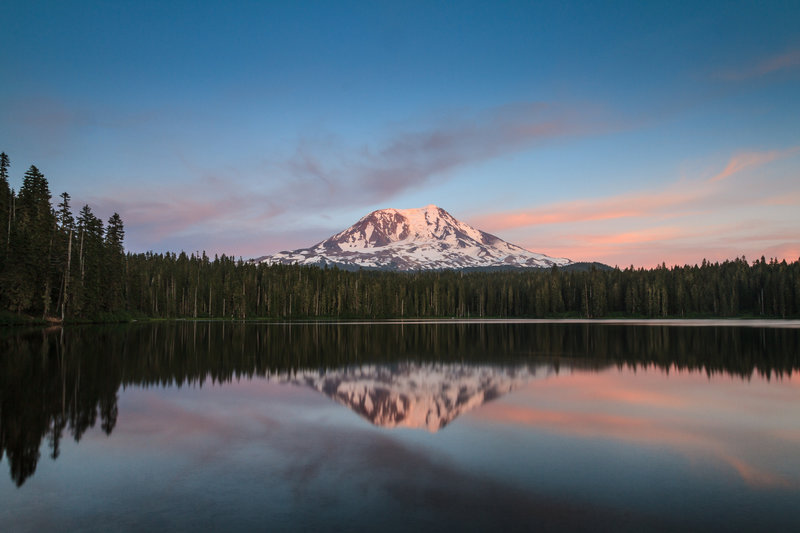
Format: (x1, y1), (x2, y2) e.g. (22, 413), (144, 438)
(1, 321), (799, 532)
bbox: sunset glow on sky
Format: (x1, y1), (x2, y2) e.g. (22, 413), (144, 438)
(1, 1), (798, 267)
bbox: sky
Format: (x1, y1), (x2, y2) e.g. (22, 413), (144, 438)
(1, 0), (799, 267)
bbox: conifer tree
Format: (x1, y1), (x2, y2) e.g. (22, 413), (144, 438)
(6, 166), (56, 314)
(104, 212), (125, 310)
(55, 193), (75, 319)
(56, 192), (74, 230)
(74, 205), (104, 316)
(0, 152), (10, 264)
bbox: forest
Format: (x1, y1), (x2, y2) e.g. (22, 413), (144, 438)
(1, 153), (799, 322)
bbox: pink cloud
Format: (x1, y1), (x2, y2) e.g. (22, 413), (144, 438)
(760, 243), (800, 263)
(578, 227), (689, 246)
(88, 101), (613, 256)
(710, 147), (799, 182)
(471, 145), (800, 267)
(476, 146), (797, 232)
(760, 192), (800, 206)
(530, 236), (799, 269)
(89, 188), (265, 239)
(472, 191), (701, 232)
(717, 49), (800, 80)
(279, 101), (608, 208)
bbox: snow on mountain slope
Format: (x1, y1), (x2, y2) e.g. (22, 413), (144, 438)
(256, 205), (571, 270)
(275, 363), (547, 432)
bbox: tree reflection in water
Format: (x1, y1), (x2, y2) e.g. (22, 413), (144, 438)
(1, 321), (798, 485)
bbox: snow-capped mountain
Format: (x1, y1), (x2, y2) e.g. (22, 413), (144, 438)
(256, 205), (571, 270)
(275, 363), (546, 432)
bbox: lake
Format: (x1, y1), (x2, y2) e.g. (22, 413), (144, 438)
(1, 321), (799, 532)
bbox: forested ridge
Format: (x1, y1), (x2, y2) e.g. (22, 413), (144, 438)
(1, 153), (799, 322)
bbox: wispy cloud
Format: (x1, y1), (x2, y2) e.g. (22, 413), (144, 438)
(710, 147), (799, 182)
(90, 101), (612, 254)
(472, 189), (703, 232)
(477, 146), (798, 231)
(85, 180), (325, 256)
(761, 191), (800, 206)
(276, 101), (608, 208)
(1, 95), (161, 158)
(715, 49), (800, 80)
(89, 184), (266, 241)
(473, 146), (800, 267)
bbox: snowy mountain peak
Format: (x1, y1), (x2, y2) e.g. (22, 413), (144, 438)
(257, 205), (571, 271)
(331, 205), (485, 250)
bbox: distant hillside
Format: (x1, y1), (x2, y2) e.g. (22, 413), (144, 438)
(559, 262), (615, 272)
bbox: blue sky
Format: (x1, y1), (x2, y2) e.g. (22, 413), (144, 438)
(1, 0), (799, 266)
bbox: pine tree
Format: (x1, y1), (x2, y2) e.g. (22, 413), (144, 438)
(55, 193), (75, 319)
(74, 205), (104, 316)
(0, 152), (10, 265)
(104, 212), (125, 311)
(7, 166), (56, 314)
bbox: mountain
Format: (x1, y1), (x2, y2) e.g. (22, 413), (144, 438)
(256, 205), (571, 271)
(275, 363), (545, 432)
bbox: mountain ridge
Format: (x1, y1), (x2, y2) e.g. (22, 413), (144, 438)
(256, 205), (572, 271)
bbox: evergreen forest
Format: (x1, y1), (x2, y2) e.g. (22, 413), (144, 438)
(1, 153), (799, 322)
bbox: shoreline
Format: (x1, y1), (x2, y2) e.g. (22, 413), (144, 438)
(240, 318), (800, 328)
(5, 316), (800, 329)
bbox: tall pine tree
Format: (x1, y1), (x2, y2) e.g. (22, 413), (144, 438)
(6, 166), (55, 314)
(55, 192), (75, 319)
(0, 152), (10, 269)
(104, 212), (125, 311)
(73, 205), (104, 316)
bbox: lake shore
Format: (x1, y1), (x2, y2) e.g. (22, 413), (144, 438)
(239, 318), (800, 328)
(5, 315), (800, 329)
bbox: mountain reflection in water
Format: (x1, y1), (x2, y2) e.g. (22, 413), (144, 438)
(1, 321), (799, 487)
(281, 363), (542, 431)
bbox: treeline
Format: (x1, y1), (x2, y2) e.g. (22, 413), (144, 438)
(124, 254), (800, 319)
(0, 153), (126, 321)
(2, 321), (798, 485)
(1, 152), (799, 321)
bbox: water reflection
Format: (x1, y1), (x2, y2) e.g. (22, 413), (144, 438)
(1, 321), (798, 486)
(473, 368), (800, 490)
(280, 363), (544, 431)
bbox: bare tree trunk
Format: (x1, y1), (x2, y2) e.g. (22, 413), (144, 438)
(6, 192), (11, 246)
(79, 228), (85, 283)
(43, 226), (55, 319)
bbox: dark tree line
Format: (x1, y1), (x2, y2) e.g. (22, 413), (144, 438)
(0, 153), (126, 321)
(124, 254), (799, 319)
(1, 152), (799, 321)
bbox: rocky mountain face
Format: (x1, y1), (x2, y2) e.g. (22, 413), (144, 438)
(276, 363), (545, 432)
(256, 205), (571, 271)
